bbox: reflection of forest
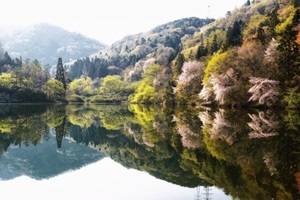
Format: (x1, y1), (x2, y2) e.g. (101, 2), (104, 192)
(0, 104), (299, 199)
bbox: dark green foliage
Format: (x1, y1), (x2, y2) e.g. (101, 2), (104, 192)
(267, 5), (280, 37)
(196, 32), (208, 60)
(196, 44), (208, 60)
(55, 116), (67, 148)
(292, 0), (300, 7)
(173, 53), (185, 79)
(55, 58), (66, 89)
(222, 21), (244, 51)
(0, 52), (22, 72)
(0, 86), (52, 103)
(256, 23), (266, 44)
(69, 57), (109, 80)
(209, 35), (219, 54)
(277, 9), (300, 83)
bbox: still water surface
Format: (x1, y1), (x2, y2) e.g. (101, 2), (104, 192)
(0, 104), (299, 200)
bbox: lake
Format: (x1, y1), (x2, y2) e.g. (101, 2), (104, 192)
(0, 104), (299, 200)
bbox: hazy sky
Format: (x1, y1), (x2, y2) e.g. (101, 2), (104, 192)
(0, 0), (246, 44)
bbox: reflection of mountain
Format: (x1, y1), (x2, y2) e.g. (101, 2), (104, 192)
(0, 104), (299, 200)
(0, 129), (104, 180)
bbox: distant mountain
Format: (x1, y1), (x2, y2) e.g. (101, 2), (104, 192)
(0, 23), (107, 66)
(68, 17), (214, 79)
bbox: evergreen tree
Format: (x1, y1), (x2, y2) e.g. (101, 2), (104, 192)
(55, 57), (66, 90)
(223, 21), (243, 50)
(268, 5), (279, 37)
(210, 35), (218, 54)
(173, 53), (185, 79)
(256, 23), (266, 45)
(196, 33), (208, 59)
(196, 44), (208, 60)
(277, 9), (300, 84)
(292, 0), (300, 7)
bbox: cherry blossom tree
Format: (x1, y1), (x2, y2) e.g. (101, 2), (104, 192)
(199, 68), (239, 105)
(175, 61), (206, 103)
(177, 61), (205, 85)
(264, 38), (279, 62)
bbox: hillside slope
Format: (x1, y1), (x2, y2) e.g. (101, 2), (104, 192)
(68, 17), (214, 79)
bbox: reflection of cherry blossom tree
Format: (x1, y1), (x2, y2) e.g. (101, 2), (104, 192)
(177, 125), (201, 149)
(262, 151), (278, 176)
(174, 113), (202, 149)
(199, 110), (237, 145)
(248, 77), (280, 106)
(247, 112), (278, 138)
(198, 111), (213, 127)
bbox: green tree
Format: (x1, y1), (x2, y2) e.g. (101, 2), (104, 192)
(172, 53), (185, 80)
(223, 21), (243, 50)
(130, 64), (163, 104)
(0, 73), (14, 88)
(209, 35), (218, 54)
(196, 43), (208, 60)
(55, 58), (66, 90)
(100, 75), (125, 94)
(277, 8), (300, 83)
(68, 76), (95, 96)
(43, 79), (65, 100)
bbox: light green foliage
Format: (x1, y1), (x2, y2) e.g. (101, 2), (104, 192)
(143, 64), (163, 84)
(207, 29), (226, 53)
(203, 52), (228, 84)
(129, 104), (160, 144)
(68, 109), (97, 128)
(43, 79), (65, 100)
(243, 14), (268, 37)
(69, 76), (96, 97)
(283, 87), (300, 109)
(130, 64), (162, 104)
(100, 75), (124, 94)
(275, 5), (296, 35)
(0, 73), (14, 88)
(130, 82), (156, 103)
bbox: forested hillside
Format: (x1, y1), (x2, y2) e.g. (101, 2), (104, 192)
(0, 0), (299, 107)
(68, 17), (214, 79)
(63, 0), (299, 108)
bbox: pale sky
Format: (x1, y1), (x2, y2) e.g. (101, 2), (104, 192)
(0, 0), (246, 45)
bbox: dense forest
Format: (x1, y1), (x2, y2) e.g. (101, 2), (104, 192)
(0, 0), (299, 109)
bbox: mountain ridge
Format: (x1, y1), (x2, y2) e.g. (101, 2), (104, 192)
(0, 23), (107, 66)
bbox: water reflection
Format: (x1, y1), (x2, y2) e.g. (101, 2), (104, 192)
(0, 104), (299, 199)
